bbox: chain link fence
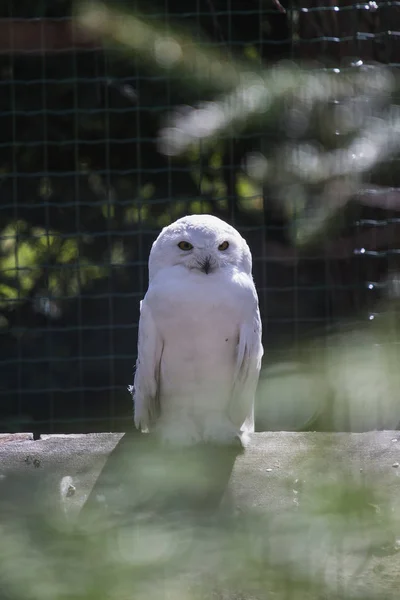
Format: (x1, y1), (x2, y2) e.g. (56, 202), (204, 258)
(0, 0), (399, 435)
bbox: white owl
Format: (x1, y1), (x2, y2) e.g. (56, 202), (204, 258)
(132, 214), (263, 446)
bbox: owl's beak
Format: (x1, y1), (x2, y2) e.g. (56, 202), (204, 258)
(200, 255), (213, 274)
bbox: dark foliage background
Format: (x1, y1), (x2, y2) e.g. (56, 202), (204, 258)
(1, 0), (400, 435)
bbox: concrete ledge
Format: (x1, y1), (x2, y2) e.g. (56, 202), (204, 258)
(1, 431), (400, 599)
(0, 432), (122, 520)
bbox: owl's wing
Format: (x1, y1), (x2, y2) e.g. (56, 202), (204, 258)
(133, 298), (163, 432)
(229, 298), (263, 431)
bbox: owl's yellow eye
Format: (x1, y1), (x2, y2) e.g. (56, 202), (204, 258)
(178, 241), (193, 251)
(218, 241), (229, 251)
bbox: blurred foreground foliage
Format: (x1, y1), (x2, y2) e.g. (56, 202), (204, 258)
(1, 432), (400, 600)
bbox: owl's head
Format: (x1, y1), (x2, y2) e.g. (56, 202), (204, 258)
(148, 214), (252, 280)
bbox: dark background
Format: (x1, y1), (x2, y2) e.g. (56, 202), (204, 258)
(0, 0), (399, 435)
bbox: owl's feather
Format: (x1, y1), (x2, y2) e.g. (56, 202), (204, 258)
(230, 308), (263, 432)
(133, 300), (163, 431)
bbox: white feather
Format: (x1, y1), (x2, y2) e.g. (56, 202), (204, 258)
(133, 300), (163, 431)
(230, 306), (263, 433)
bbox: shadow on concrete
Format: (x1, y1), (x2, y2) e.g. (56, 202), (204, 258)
(81, 430), (241, 523)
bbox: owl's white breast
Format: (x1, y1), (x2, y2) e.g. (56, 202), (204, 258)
(144, 264), (255, 416)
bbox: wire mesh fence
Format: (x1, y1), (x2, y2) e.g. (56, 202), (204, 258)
(0, 0), (399, 435)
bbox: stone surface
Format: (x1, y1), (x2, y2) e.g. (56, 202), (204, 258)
(0, 432), (122, 520)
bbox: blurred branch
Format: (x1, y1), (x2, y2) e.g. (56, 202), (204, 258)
(355, 186), (400, 211)
(271, 0), (286, 14)
(77, 1), (242, 95)
(157, 64), (395, 156)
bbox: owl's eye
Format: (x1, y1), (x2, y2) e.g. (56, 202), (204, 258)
(178, 241), (193, 251)
(218, 241), (229, 251)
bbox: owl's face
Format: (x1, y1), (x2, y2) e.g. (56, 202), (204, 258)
(149, 214), (252, 280)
